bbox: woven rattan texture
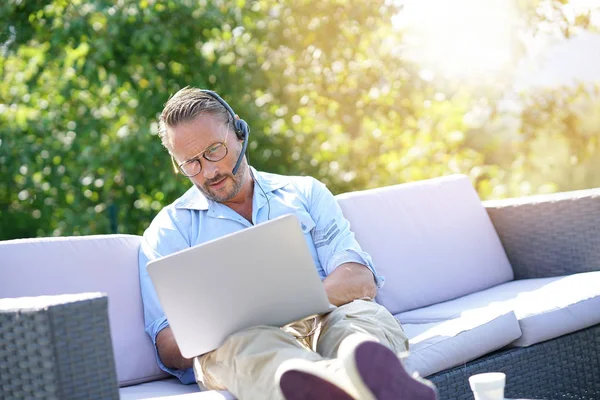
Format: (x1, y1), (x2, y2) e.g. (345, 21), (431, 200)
(0, 310), (60, 399)
(428, 323), (600, 400)
(0, 295), (119, 400)
(485, 191), (600, 279)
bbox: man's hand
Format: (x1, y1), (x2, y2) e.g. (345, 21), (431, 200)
(156, 327), (193, 370)
(323, 262), (377, 306)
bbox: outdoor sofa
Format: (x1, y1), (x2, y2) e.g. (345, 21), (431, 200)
(1, 174), (599, 400)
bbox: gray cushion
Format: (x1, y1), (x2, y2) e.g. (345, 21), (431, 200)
(336, 174), (514, 314)
(119, 378), (234, 399)
(397, 310), (521, 377)
(0, 235), (167, 386)
(397, 272), (600, 349)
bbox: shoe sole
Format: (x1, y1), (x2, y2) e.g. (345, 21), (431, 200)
(279, 369), (356, 400)
(346, 341), (438, 400)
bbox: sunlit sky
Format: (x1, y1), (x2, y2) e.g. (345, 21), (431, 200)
(394, 0), (600, 88)
(393, 0), (518, 80)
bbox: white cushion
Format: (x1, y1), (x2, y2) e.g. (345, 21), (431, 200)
(397, 272), (600, 348)
(336, 174), (514, 314)
(397, 311), (521, 377)
(510, 272), (600, 346)
(119, 378), (235, 399)
(0, 235), (166, 386)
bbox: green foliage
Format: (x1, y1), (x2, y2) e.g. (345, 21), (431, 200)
(1, 0), (599, 239)
(1, 0), (268, 238)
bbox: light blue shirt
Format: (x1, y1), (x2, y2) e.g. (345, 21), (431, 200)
(138, 169), (384, 384)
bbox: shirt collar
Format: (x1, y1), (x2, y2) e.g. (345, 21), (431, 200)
(173, 167), (289, 211)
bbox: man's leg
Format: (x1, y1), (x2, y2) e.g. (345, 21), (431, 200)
(316, 299), (409, 358)
(316, 299), (437, 400)
(194, 325), (324, 400)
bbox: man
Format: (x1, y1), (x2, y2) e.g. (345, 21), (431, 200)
(139, 87), (437, 400)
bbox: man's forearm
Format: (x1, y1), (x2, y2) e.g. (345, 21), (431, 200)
(323, 262), (378, 306)
(156, 327), (193, 370)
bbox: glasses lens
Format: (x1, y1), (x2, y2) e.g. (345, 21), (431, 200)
(180, 160), (201, 177)
(204, 142), (228, 162)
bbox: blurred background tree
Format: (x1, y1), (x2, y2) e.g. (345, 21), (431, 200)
(1, 0), (599, 239)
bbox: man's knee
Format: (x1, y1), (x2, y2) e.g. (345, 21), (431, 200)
(329, 298), (390, 321)
(321, 299), (408, 350)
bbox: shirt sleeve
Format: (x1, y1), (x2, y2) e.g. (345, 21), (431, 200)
(138, 207), (196, 384)
(307, 178), (385, 288)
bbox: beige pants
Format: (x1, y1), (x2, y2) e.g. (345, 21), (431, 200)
(193, 299), (409, 400)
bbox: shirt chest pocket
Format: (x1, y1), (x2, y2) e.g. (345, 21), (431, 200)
(293, 211), (316, 234)
(291, 211), (323, 271)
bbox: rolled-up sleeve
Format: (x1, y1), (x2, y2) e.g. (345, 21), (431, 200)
(307, 179), (385, 288)
(138, 208), (196, 384)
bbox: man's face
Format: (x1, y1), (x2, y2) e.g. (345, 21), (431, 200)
(169, 114), (247, 203)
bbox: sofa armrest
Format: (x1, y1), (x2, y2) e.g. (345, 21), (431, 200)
(0, 293), (119, 399)
(483, 188), (600, 279)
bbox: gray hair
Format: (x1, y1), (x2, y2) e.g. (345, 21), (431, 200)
(158, 87), (231, 151)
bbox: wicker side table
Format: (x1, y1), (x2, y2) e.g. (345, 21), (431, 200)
(0, 292), (119, 400)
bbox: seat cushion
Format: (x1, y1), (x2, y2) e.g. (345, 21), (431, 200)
(397, 272), (600, 348)
(119, 378), (235, 399)
(0, 235), (166, 386)
(397, 311), (521, 377)
(510, 272), (600, 346)
(336, 174), (514, 314)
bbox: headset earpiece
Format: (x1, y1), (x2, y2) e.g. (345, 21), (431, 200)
(235, 119), (250, 140)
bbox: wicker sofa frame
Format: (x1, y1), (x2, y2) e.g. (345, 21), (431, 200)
(2, 186), (599, 399)
(428, 188), (600, 400)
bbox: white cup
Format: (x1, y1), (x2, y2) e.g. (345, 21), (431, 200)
(468, 372), (506, 400)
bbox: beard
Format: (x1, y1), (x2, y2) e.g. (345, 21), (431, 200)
(195, 157), (247, 203)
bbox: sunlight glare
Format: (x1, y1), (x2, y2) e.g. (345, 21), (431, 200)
(394, 0), (518, 81)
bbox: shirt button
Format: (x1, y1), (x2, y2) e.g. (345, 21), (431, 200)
(301, 223), (306, 230)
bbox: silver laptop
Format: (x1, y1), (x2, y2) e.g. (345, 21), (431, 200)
(147, 213), (331, 358)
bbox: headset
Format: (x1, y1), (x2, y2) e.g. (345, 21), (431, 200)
(197, 90), (271, 219)
(200, 90), (250, 176)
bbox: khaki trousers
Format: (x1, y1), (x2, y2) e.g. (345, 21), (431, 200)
(193, 299), (409, 400)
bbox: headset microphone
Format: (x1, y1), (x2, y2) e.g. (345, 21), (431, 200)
(232, 127), (248, 176)
(199, 90), (250, 176)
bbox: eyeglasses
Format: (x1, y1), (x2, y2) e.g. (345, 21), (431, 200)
(175, 135), (229, 177)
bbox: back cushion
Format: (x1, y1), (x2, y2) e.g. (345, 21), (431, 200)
(0, 235), (167, 387)
(336, 175), (514, 314)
